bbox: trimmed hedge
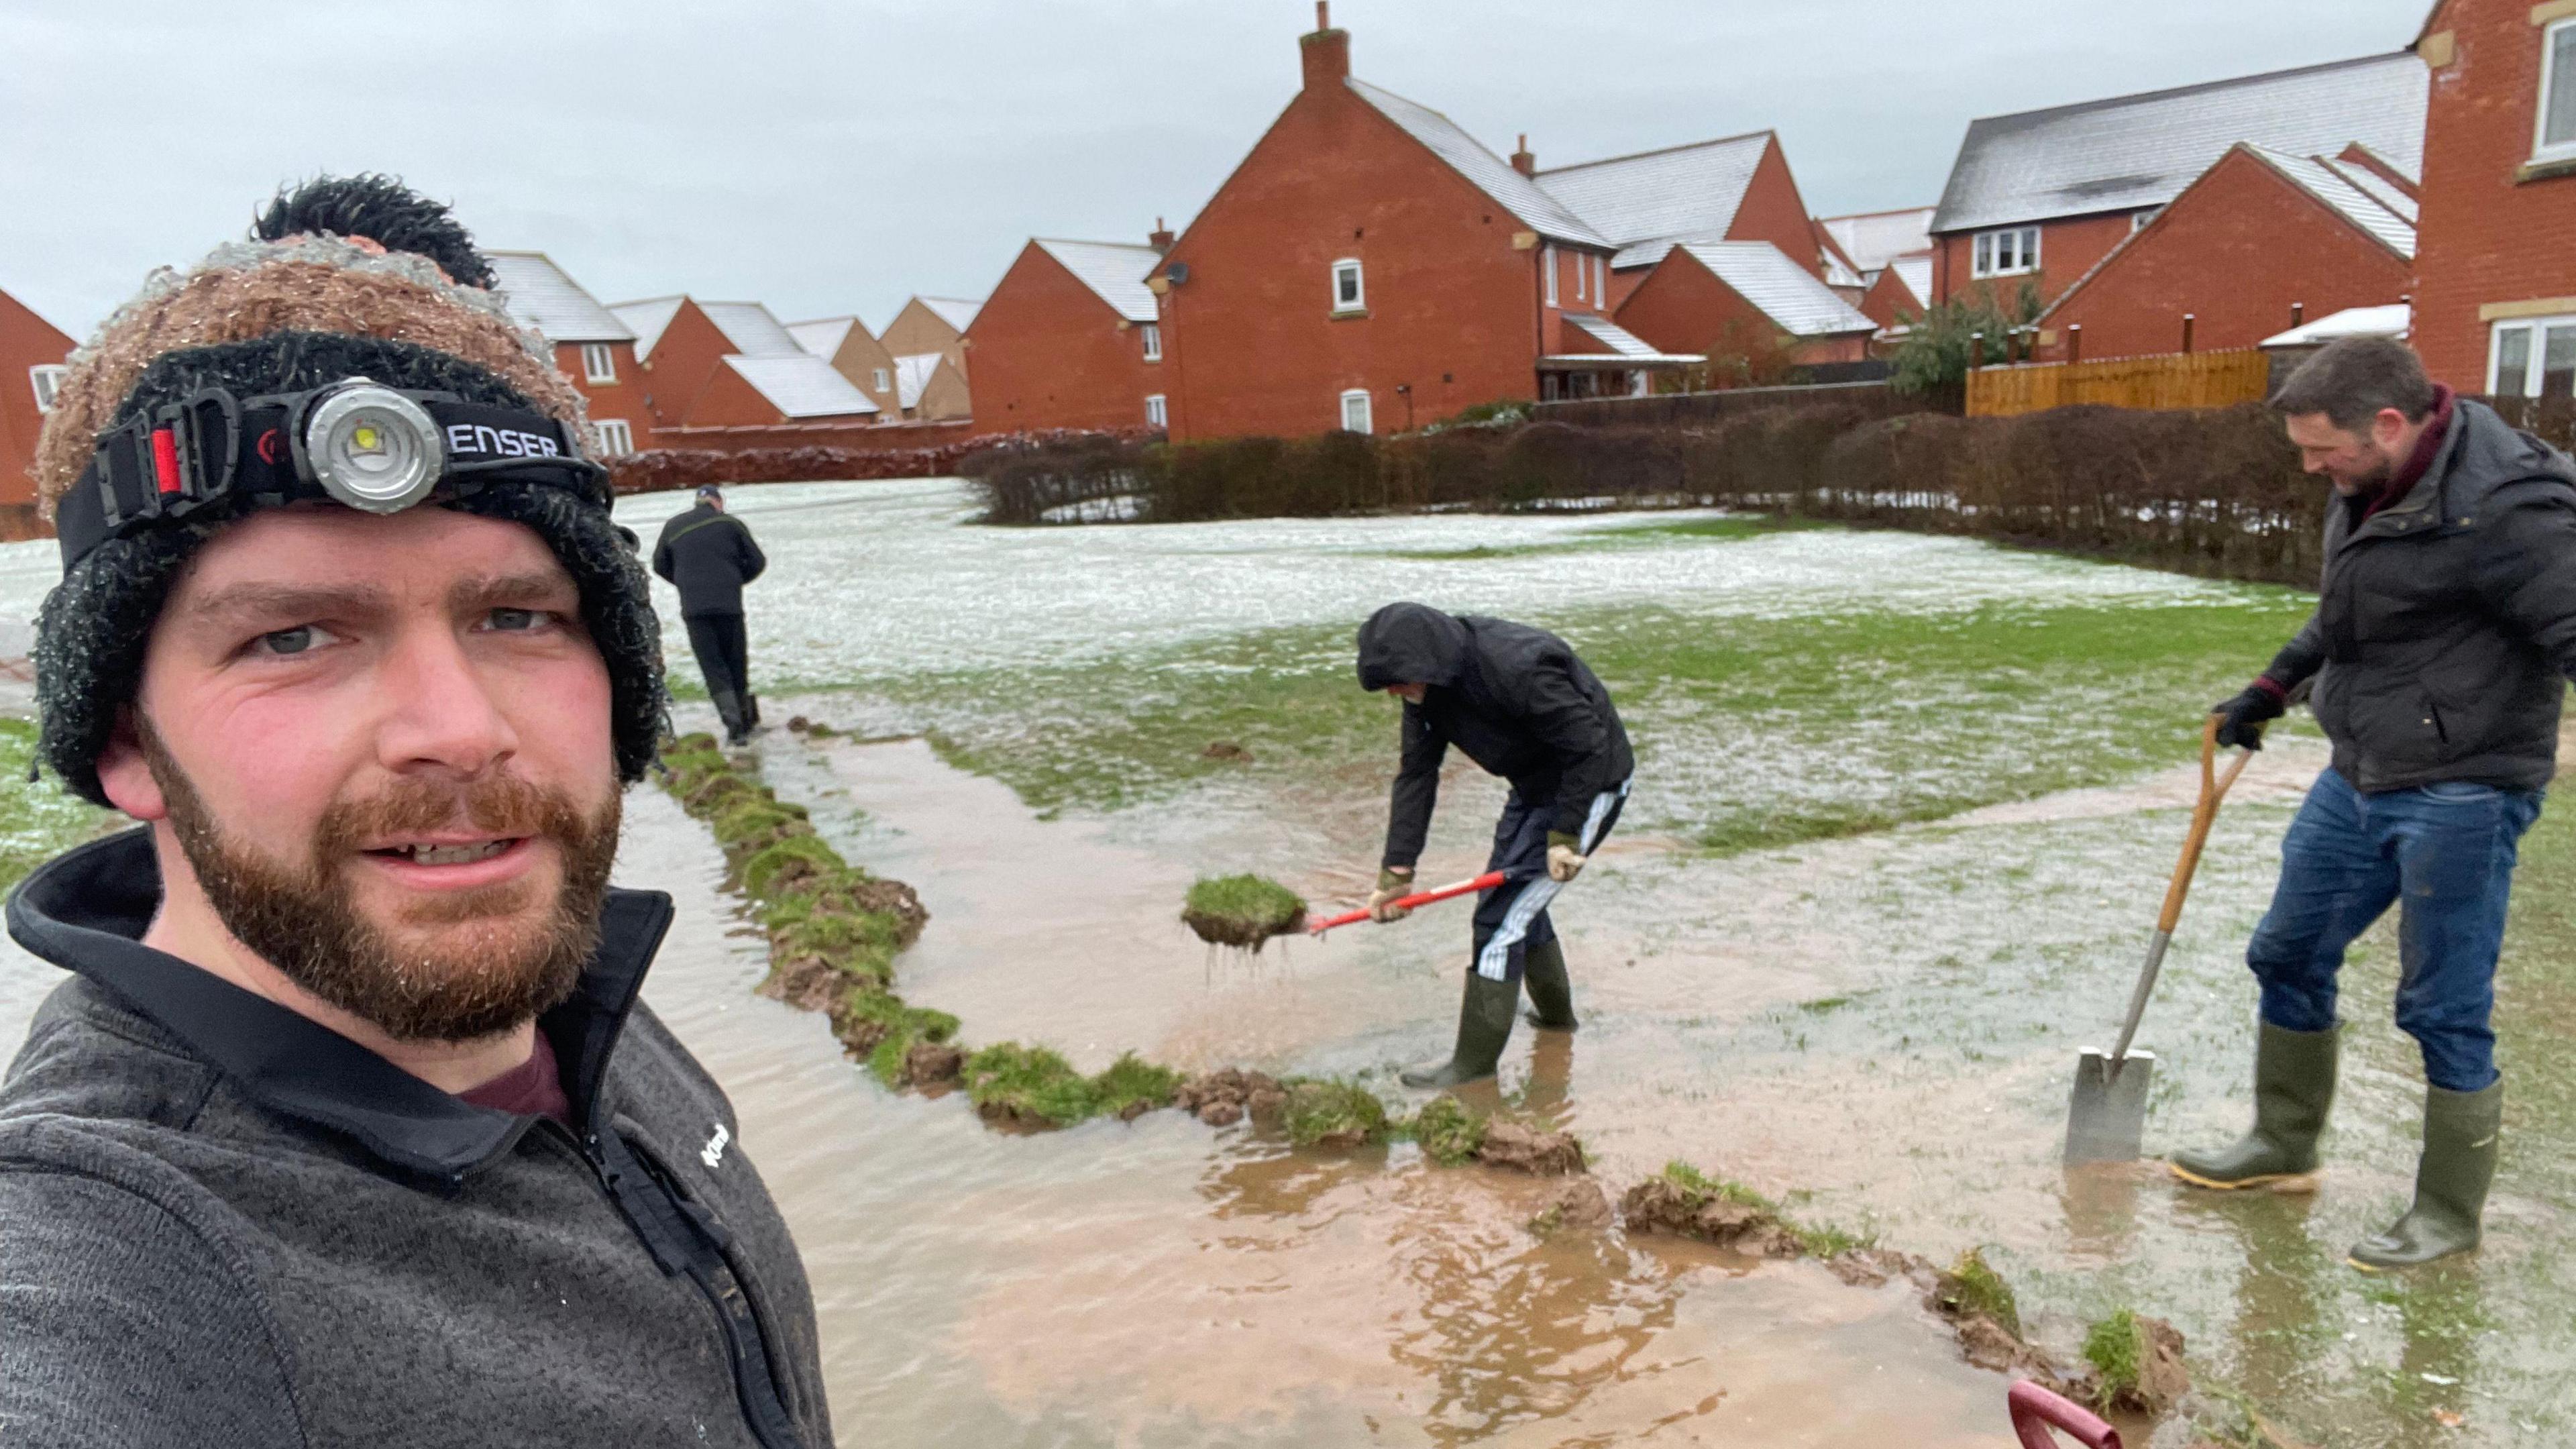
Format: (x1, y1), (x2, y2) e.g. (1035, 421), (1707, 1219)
(609, 426), (1159, 496)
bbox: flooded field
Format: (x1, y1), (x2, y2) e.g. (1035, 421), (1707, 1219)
(4, 476), (2572, 1446)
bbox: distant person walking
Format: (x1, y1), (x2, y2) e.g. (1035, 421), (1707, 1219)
(653, 485), (768, 744)
(1355, 602), (1633, 1088)
(2180, 337), (2576, 1270)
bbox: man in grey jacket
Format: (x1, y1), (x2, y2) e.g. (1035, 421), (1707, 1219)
(653, 485), (768, 745)
(2180, 337), (2576, 1270)
(0, 178), (830, 1446)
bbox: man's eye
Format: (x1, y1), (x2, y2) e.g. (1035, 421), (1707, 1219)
(486, 608), (549, 633)
(252, 625), (337, 656)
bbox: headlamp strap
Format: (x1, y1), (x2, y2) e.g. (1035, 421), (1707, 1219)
(58, 388), (603, 570)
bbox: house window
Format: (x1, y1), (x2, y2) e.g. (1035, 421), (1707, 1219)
(1543, 244), (1559, 306)
(1144, 393), (1167, 427)
(872, 366), (891, 393)
(580, 343), (616, 384)
(2541, 17), (2576, 160)
(1339, 388), (1373, 434)
(1972, 226), (2041, 278)
(1593, 254), (1606, 304)
(2490, 316), (2576, 398)
(594, 418), (636, 455)
(1574, 249), (1587, 303)
(1332, 258), (1365, 313)
(1141, 321), (1163, 362)
(28, 364), (66, 414)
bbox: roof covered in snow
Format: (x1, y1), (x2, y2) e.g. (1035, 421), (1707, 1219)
(1536, 131), (1773, 251)
(1818, 209), (1937, 273)
(1931, 53), (2426, 234)
(1032, 239), (1162, 323)
(2245, 146), (2418, 258)
(1888, 255), (1934, 310)
(1551, 313), (1703, 365)
(1348, 78), (1609, 248)
(699, 302), (804, 359)
(608, 297), (686, 360)
(486, 252), (633, 344)
(915, 297), (983, 335)
(1679, 242), (1880, 337)
(722, 354), (880, 419)
(787, 316), (859, 360)
(2261, 303), (2412, 350)
(893, 353), (946, 409)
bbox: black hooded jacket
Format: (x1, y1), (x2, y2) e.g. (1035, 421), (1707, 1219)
(1356, 604), (1633, 868)
(653, 504), (767, 617)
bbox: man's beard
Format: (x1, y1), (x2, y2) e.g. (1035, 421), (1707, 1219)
(144, 729), (622, 1044)
(2334, 445), (2401, 497)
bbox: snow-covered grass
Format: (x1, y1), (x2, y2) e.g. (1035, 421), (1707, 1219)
(0, 720), (109, 890)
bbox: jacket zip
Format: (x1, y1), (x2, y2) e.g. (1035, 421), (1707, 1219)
(535, 1120), (807, 1448)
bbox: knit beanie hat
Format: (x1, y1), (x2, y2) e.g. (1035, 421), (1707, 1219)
(30, 175), (665, 805)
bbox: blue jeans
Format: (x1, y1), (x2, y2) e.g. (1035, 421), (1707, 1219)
(2248, 768), (2542, 1091)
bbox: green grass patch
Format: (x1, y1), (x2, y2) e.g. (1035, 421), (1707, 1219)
(963, 1042), (1101, 1128)
(1283, 1079), (1393, 1148)
(1402, 1095), (1487, 1166)
(1935, 1247), (2021, 1336)
(2083, 1309), (2145, 1405)
(1181, 873), (1307, 947)
(1660, 1160), (1877, 1256)
(1091, 1052), (1183, 1117)
(0, 720), (113, 892)
(739, 834), (841, 896)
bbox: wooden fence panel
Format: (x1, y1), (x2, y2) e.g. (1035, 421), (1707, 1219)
(1967, 349), (2273, 419)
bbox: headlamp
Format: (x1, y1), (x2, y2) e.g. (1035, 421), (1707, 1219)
(57, 376), (608, 569)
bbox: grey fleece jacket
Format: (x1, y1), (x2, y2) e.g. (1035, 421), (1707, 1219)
(0, 830), (832, 1448)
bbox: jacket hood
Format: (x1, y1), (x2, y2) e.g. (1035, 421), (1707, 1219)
(1356, 602), (1471, 692)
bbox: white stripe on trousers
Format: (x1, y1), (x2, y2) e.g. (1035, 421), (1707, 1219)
(1475, 782), (1627, 981)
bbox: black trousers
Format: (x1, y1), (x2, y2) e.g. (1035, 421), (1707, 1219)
(1469, 777), (1630, 983)
(684, 611), (751, 706)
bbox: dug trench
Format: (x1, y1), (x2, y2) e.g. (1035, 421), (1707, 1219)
(659, 728), (2193, 1428)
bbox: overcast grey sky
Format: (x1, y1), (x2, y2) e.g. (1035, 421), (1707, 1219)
(1, 0), (2432, 341)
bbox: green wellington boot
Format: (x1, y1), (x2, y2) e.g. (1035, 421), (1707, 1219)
(2170, 1021), (2338, 1191)
(1402, 972), (1521, 1089)
(2348, 1081), (2503, 1271)
(1521, 939), (1578, 1031)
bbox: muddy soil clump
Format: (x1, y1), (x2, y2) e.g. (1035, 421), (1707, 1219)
(1474, 1121), (1586, 1177)
(1173, 1068), (1289, 1128)
(1201, 740), (1253, 763)
(1528, 1178), (1615, 1234)
(1619, 1177), (1804, 1258)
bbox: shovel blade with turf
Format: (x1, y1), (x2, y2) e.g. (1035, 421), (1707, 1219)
(2063, 719), (2252, 1165)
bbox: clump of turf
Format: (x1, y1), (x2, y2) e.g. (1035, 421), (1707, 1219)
(1181, 873), (1307, 949)
(2084, 1309), (2144, 1405)
(1935, 1248), (2021, 1337)
(965, 1042), (1102, 1128)
(1092, 1053), (1184, 1120)
(1403, 1095), (1487, 1166)
(1283, 1079), (1391, 1149)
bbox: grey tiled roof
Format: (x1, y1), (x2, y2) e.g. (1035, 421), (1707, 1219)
(1889, 255), (1934, 309)
(608, 297), (685, 361)
(1678, 242), (1879, 337)
(787, 316), (858, 359)
(1819, 209), (1935, 273)
(1553, 313), (1702, 364)
(2247, 147), (2417, 258)
(1931, 53), (2427, 234)
(722, 355), (880, 419)
(699, 302), (804, 358)
(1348, 79), (1608, 247)
(1031, 239), (1162, 323)
(486, 252), (634, 343)
(1535, 131), (1772, 250)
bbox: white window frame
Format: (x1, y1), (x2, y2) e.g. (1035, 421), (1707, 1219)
(1593, 254), (1606, 304)
(871, 366), (891, 393)
(1140, 321), (1163, 362)
(1144, 393), (1167, 427)
(594, 418), (635, 455)
(580, 342), (616, 384)
(2488, 315), (2576, 398)
(1331, 258), (1365, 313)
(2131, 207), (2163, 233)
(1339, 388), (1373, 434)
(28, 364), (67, 414)
(2538, 17), (2576, 162)
(1574, 248), (1588, 303)
(1543, 244), (1559, 307)
(1972, 225), (2041, 279)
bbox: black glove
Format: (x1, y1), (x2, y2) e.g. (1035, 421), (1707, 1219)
(2211, 683), (2286, 751)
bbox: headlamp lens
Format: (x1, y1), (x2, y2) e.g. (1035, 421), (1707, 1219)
(305, 385), (441, 513)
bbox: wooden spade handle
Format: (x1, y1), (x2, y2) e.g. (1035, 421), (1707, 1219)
(2156, 718), (2255, 934)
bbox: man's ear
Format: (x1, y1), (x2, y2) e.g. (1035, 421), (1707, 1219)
(95, 707), (170, 823)
(2373, 407), (2414, 453)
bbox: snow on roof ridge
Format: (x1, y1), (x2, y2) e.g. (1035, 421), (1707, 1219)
(1533, 129), (1774, 178)
(1346, 77), (1609, 248)
(1955, 50), (2417, 131)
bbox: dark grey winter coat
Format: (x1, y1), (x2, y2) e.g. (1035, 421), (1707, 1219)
(0, 831), (830, 1448)
(1356, 603), (1633, 868)
(653, 503), (768, 617)
(2263, 396), (2576, 792)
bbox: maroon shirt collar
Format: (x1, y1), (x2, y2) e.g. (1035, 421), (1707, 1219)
(2361, 384), (2456, 521)
(456, 1027), (573, 1126)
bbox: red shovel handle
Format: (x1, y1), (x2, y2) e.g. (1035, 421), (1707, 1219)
(2008, 1381), (2120, 1449)
(1308, 871), (1507, 937)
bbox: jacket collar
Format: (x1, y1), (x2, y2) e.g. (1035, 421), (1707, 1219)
(2348, 390), (2473, 543)
(4, 827), (674, 1185)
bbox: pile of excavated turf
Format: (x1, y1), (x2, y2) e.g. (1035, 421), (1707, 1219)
(1181, 873), (1307, 949)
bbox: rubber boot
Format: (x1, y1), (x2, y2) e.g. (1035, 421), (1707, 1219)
(2169, 1021), (2337, 1191)
(2348, 1081), (2502, 1271)
(1401, 972), (1520, 1089)
(1521, 938), (1578, 1031)
(712, 690), (750, 747)
(744, 693), (761, 729)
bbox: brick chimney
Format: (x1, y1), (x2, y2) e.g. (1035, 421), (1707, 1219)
(1148, 217), (1174, 254)
(1301, 1), (1349, 91)
(1510, 133), (1536, 177)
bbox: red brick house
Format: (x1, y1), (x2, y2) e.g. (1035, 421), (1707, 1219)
(487, 252), (654, 457)
(1929, 54), (2427, 313)
(878, 297), (979, 420)
(1614, 241), (1879, 372)
(610, 294), (885, 447)
(1856, 256), (1933, 333)
(2032, 144), (2417, 362)
(969, 236), (1169, 433)
(2410, 0), (2576, 396)
(1535, 129), (1833, 309)
(0, 282), (75, 511)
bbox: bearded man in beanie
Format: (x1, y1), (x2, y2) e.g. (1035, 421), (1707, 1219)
(0, 178), (830, 1446)
(2180, 337), (2576, 1271)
